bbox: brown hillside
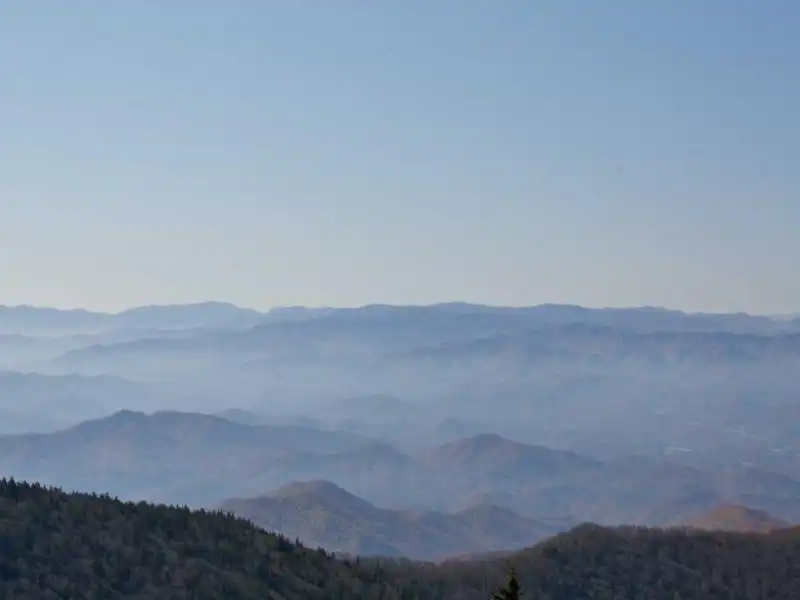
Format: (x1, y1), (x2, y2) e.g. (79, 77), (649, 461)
(682, 504), (791, 533)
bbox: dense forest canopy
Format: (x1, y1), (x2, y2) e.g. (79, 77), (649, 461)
(0, 478), (798, 600)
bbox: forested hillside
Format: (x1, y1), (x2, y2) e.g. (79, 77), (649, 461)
(1, 478), (798, 599)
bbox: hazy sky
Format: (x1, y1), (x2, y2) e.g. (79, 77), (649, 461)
(2, 1), (798, 314)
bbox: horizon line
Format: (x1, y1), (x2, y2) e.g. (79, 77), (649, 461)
(0, 300), (792, 319)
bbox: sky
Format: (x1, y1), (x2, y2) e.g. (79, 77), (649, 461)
(1, 1), (799, 314)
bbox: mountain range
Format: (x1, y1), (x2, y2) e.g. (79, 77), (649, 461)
(0, 410), (372, 504)
(18, 306), (800, 475)
(219, 480), (565, 560)
(0, 300), (798, 564)
(1, 410), (798, 534)
(46, 315), (800, 372)
(4, 301), (800, 336)
(3, 303), (800, 469)
(0, 301), (263, 335)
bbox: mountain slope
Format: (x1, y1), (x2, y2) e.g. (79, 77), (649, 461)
(4, 415), (799, 529)
(682, 504), (792, 532)
(219, 480), (558, 560)
(490, 523), (800, 600)
(419, 433), (600, 479)
(2, 478), (800, 600)
(0, 478), (390, 600)
(0, 410), (372, 505)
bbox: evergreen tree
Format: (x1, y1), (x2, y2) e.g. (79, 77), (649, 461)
(491, 568), (521, 600)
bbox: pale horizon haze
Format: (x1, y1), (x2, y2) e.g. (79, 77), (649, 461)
(2, 1), (799, 314)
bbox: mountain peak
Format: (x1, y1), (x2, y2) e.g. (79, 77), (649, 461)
(431, 433), (552, 460)
(272, 480), (352, 498)
(85, 409), (148, 426)
(683, 505), (791, 533)
(421, 433), (598, 476)
(221, 480), (382, 519)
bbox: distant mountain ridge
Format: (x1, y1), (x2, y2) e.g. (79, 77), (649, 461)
(220, 480), (560, 559)
(47, 318), (800, 388)
(388, 325), (800, 367)
(0, 302), (262, 334)
(3, 301), (799, 336)
(0, 410), (373, 505)
(4, 413), (798, 533)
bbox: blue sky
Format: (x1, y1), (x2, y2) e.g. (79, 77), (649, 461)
(2, 1), (798, 313)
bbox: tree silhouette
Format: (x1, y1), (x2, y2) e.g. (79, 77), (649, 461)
(491, 568), (521, 600)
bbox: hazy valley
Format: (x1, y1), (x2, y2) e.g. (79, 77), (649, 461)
(0, 301), (797, 561)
